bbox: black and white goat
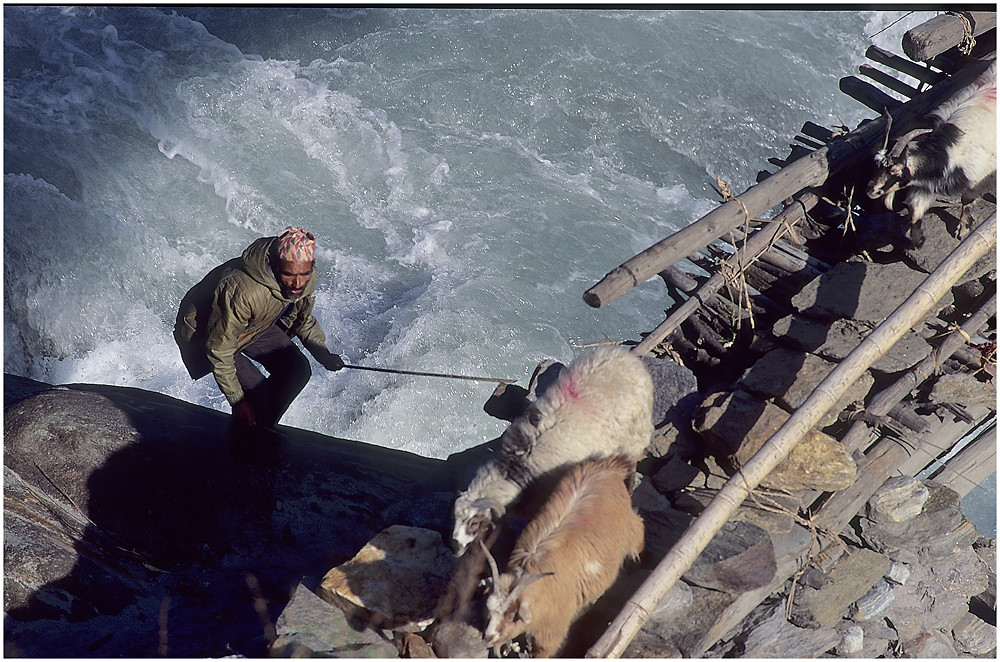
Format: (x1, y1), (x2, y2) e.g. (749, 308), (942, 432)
(867, 60), (996, 247)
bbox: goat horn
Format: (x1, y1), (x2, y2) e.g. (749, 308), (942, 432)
(889, 127), (933, 159)
(879, 108), (893, 155)
(508, 571), (555, 603)
(479, 540), (502, 592)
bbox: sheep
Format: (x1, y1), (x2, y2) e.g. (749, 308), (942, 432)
(451, 345), (653, 555)
(481, 455), (645, 658)
(866, 60), (996, 248)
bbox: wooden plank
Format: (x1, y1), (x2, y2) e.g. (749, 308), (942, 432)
(860, 63), (921, 99)
(896, 403), (993, 477)
(903, 11), (997, 62)
(928, 419), (997, 497)
(865, 45), (946, 86)
(840, 75), (903, 112)
(800, 121), (835, 143)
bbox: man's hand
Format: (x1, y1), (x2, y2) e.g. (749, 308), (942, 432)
(313, 347), (345, 371)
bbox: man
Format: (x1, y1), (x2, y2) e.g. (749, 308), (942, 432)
(174, 226), (344, 453)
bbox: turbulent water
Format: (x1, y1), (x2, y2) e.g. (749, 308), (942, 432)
(3, 8), (950, 461)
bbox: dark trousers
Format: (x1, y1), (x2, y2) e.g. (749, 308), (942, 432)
(234, 324), (312, 429)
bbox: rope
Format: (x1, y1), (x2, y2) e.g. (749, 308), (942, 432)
(948, 11), (977, 55)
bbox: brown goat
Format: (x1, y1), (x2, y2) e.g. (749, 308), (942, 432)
(482, 455), (644, 657)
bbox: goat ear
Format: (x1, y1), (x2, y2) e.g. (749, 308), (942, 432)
(517, 599), (533, 625)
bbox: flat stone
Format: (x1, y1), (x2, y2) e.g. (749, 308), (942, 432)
(693, 389), (856, 491)
(741, 600), (841, 658)
(650, 454), (702, 494)
(789, 546), (891, 629)
(792, 260), (938, 323)
(270, 582), (399, 658)
(429, 621), (488, 659)
(885, 560), (911, 585)
(773, 315), (932, 373)
(928, 372), (997, 409)
(901, 630), (960, 658)
(904, 199), (997, 278)
(859, 481), (965, 557)
(641, 356), (700, 458)
(740, 348), (874, 426)
(953, 611), (998, 656)
(682, 521), (776, 594)
(318, 525), (455, 632)
(866, 475), (929, 524)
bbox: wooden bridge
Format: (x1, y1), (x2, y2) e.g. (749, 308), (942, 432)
(583, 11), (996, 658)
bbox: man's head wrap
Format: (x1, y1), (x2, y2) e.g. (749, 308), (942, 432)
(276, 226), (315, 262)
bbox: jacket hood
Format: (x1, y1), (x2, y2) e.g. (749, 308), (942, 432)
(242, 236), (318, 301)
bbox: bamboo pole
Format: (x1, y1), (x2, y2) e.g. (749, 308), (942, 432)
(632, 193), (817, 356)
(582, 58), (992, 310)
(587, 213), (996, 658)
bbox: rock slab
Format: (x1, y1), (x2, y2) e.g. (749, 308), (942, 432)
(318, 525), (455, 632)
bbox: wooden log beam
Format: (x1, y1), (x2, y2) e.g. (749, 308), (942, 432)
(865, 45), (947, 86)
(903, 11), (997, 62)
(587, 213), (996, 658)
(930, 419), (997, 497)
(860, 63), (921, 99)
(840, 75), (904, 112)
(583, 58), (993, 310)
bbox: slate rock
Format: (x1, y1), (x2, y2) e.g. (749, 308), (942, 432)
(739, 348), (874, 427)
(904, 199), (997, 279)
(885, 546), (990, 642)
(318, 525), (455, 632)
(429, 620), (488, 659)
(866, 475), (929, 524)
(859, 480), (965, 557)
(901, 630), (960, 658)
(789, 546), (890, 629)
(270, 582), (399, 658)
(927, 372), (997, 409)
(740, 600), (840, 658)
(693, 389), (856, 491)
(791, 260), (939, 323)
(650, 454), (701, 494)
(682, 521), (776, 594)
(772, 315), (932, 373)
(952, 611), (998, 656)
(640, 355), (700, 457)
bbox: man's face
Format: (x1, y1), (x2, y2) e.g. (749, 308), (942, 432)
(276, 259), (314, 299)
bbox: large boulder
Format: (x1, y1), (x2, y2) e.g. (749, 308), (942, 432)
(3, 375), (452, 657)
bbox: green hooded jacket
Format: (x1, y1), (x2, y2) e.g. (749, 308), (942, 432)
(174, 236), (328, 405)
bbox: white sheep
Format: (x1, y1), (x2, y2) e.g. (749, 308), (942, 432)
(451, 345), (653, 555)
(481, 455), (645, 657)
